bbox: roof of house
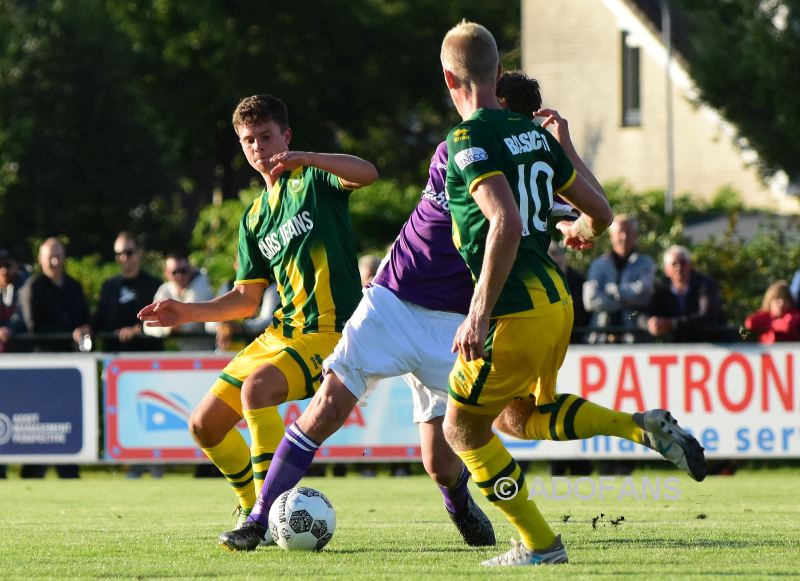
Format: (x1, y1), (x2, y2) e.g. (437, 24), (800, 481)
(626, 0), (697, 63)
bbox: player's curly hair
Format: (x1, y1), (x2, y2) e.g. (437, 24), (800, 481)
(232, 94), (289, 132)
(496, 71), (542, 118)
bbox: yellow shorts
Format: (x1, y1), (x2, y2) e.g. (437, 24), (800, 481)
(210, 327), (341, 416)
(448, 301), (573, 416)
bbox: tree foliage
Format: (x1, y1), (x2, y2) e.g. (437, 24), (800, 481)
(0, 0), (519, 261)
(674, 0), (800, 179)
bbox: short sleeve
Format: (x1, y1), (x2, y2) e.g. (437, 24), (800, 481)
(310, 166), (351, 194)
(235, 206), (271, 284)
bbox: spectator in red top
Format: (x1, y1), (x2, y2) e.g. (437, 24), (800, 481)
(745, 280), (800, 344)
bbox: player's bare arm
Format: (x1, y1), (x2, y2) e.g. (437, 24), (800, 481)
(451, 174), (521, 361)
(535, 108), (605, 198)
(269, 151), (378, 189)
(556, 174), (613, 250)
(138, 282), (266, 328)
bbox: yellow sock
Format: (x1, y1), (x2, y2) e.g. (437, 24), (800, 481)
(243, 406), (285, 494)
(525, 394), (644, 443)
(457, 435), (555, 550)
(201, 428), (255, 510)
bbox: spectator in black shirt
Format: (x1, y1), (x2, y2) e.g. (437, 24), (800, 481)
(19, 237), (90, 353)
(642, 245), (728, 342)
(93, 232), (162, 352)
(16, 237), (86, 478)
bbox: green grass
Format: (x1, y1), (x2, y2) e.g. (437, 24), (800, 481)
(1, 468), (799, 579)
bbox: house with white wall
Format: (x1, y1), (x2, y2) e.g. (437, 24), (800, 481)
(521, 0), (798, 213)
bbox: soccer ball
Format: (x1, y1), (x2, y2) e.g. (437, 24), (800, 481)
(268, 487), (336, 551)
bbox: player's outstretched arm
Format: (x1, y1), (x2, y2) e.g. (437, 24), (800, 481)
(535, 108), (605, 198)
(269, 151), (378, 189)
(138, 283), (266, 328)
(452, 174), (521, 361)
(556, 174), (613, 250)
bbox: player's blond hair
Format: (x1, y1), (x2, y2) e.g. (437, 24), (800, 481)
(440, 20), (499, 87)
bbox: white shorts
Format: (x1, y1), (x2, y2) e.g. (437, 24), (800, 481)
(324, 284), (464, 423)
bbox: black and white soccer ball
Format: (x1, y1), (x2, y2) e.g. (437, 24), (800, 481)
(268, 487), (336, 551)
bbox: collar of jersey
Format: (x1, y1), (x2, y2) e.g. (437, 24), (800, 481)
(267, 166), (304, 212)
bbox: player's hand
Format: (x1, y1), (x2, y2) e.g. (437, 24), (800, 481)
(138, 299), (188, 328)
(534, 108), (573, 148)
(269, 151), (310, 177)
(451, 312), (489, 362)
(555, 219), (595, 251)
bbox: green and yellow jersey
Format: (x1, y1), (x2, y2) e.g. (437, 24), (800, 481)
(236, 166), (361, 336)
(446, 108), (577, 317)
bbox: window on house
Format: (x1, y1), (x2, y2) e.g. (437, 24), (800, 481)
(621, 30), (641, 127)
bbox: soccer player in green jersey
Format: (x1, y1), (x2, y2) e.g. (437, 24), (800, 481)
(439, 22), (703, 567)
(138, 94), (377, 536)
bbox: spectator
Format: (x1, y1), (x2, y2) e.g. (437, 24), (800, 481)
(642, 245), (727, 342)
(93, 232), (163, 352)
(744, 280), (800, 344)
(17, 237), (86, 479)
(0, 248), (28, 353)
(19, 237), (91, 353)
(144, 252), (214, 351)
(583, 215), (655, 344)
(358, 254), (382, 287)
(548, 241), (589, 344)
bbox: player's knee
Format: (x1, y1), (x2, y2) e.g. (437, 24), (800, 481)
(241, 373), (287, 408)
(442, 416), (463, 450)
(188, 409), (218, 448)
(300, 380), (356, 441)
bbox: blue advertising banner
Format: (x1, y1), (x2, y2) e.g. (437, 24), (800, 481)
(0, 355), (99, 462)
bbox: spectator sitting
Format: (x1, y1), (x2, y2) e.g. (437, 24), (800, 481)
(93, 231), (163, 352)
(641, 245), (727, 342)
(0, 248), (28, 353)
(144, 251), (215, 351)
(19, 237), (91, 353)
(583, 214), (655, 344)
(548, 240), (589, 344)
(744, 280), (800, 344)
(16, 237), (86, 479)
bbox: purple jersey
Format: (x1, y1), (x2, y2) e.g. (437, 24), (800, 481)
(373, 142), (473, 314)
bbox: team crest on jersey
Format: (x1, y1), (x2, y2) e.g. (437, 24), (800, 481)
(454, 147), (488, 170)
(288, 173), (304, 194)
(453, 128), (470, 142)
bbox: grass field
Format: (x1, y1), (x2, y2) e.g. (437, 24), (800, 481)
(1, 467), (799, 579)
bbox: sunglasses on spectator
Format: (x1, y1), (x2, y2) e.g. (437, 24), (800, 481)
(115, 249), (137, 257)
(171, 268), (189, 276)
